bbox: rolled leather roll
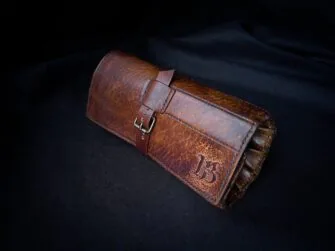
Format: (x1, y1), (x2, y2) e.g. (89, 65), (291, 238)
(86, 51), (276, 208)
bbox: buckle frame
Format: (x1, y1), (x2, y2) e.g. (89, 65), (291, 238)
(133, 116), (156, 134)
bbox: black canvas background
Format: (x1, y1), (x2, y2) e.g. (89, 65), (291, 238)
(5, 1), (335, 250)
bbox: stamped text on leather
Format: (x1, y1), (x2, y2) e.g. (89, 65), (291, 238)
(193, 154), (219, 183)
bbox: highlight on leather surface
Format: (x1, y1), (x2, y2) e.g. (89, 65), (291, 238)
(86, 50), (276, 209)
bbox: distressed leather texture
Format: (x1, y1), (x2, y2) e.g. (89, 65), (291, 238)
(86, 51), (276, 208)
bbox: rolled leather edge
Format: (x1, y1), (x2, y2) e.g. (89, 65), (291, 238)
(222, 119), (276, 207)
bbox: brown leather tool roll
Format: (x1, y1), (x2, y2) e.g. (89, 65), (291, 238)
(86, 51), (276, 208)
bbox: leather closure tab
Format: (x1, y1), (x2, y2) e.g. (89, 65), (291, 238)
(156, 69), (175, 85)
(142, 80), (175, 113)
(135, 70), (175, 155)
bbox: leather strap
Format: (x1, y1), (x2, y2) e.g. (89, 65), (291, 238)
(135, 106), (155, 154)
(156, 70), (175, 85)
(135, 70), (175, 155)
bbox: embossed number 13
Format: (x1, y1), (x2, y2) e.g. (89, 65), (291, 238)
(193, 154), (218, 183)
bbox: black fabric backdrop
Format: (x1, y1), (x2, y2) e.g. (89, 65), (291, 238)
(5, 1), (335, 250)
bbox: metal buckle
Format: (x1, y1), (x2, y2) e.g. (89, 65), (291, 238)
(133, 116), (156, 134)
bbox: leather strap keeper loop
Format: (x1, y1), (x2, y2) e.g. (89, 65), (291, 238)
(135, 70), (175, 155)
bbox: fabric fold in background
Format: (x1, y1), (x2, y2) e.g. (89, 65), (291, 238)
(146, 21), (335, 113)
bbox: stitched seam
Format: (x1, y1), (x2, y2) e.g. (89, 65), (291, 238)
(165, 113), (237, 151)
(216, 125), (255, 203)
(216, 153), (239, 203)
(222, 126), (275, 205)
